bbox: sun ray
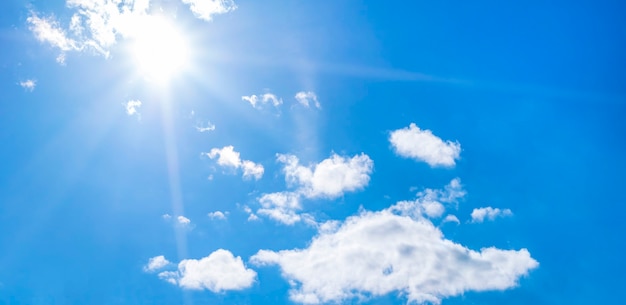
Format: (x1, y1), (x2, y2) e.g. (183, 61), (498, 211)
(126, 15), (191, 83)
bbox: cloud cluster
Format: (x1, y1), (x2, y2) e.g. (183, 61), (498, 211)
(471, 206), (513, 223)
(390, 123), (461, 167)
(392, 178), (466, 220)
(152, 249), (256, 292)
(278, 153), (373, 199)
(28, 0), (238, 62)
(254, 153), (373, 225)
(251, 181), (538, 305)
(204, 146), (264, 180)
(243, 91), (322, 110)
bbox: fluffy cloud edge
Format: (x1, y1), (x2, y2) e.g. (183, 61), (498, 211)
(153, 249), (256, 292)
(389, 123), (461, 167)
(144, 255), (171, 272)
(278, 152), (374, 199)
(471, 206), (513, 223)
(204, 146), (264, 180)
(251, 181), (538, 304)
(181, 0), (238, 21)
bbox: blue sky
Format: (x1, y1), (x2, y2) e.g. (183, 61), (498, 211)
(1, 0), (625, 304)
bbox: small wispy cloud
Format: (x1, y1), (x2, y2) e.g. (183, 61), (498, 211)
(196, 122), (216, 132)
(295, 91), (321, 108)
(124, 100), (142, 116)
(242, 92), (283, 109)
(144, 255), (171, 272)
(208, 211), (228, 220)
(177, 215), (191, 225)
(19, 79), (36, 91)
(470, 207), (513, 223)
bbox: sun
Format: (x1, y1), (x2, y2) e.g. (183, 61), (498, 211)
(127, 16), (191, 83)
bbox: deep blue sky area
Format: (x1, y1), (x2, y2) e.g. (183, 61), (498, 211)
(1, 0), (625, 304)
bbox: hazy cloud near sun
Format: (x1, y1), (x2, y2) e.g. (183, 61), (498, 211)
(124, 100), (142, 116)
(181, 0), (238, 21)
(390, 123), (461, 167)
(27, 0), (238, 62)
(251, 180), (538, 305)
(155, 249), (256, 292)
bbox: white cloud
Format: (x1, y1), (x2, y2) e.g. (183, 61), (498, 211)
(252, 153), (373, 225)
(177, 215), (191, 225)
(204, 146), (264, 180)
(65, 0), (150, 52)
(181, 0), (237, 21)
(242, 205), (260, 221)
(144, 255), (171, 272)
(389, 123), (461, 167)
(162, 213), (172, 220)
(277, 153), (373, 199)
(196, 122), (216, 132)
(56, 53), (67, 65)
(207, 145), (241, 168)
(242, 93), (283, 109)
(471, 207), (513, 223)
(241, 160), (265, 180)
(393, 178), (466, 220)
(29, 0), (238, 63)
(28, 0), (150, 59)
(124, 100), (142, 116)
(251, 183), (538, 305)
(208, 211), (227, 220)
(19, 79), (36, 91)
(158, 249), (256, 292)
(295, 91), (321, 108)
(257, 192), (303, 225)
(27, 12), (80, 52)
(443, 214), (461, 224)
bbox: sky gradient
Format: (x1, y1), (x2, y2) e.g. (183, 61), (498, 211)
(1, 0), (625, 304)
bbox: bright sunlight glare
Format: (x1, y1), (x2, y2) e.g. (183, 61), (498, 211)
(128, 16), (191, 82)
